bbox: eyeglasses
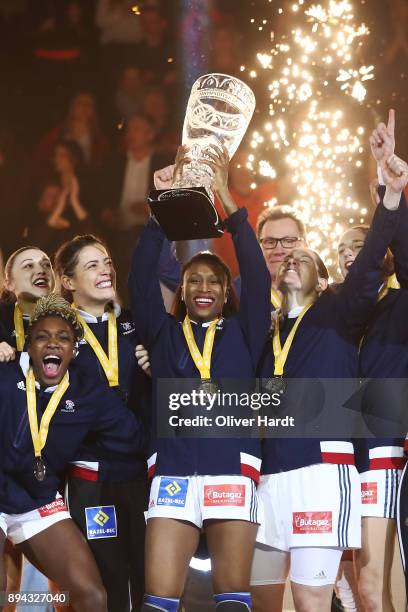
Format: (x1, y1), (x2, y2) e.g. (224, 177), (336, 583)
(259, 236), (301, 250)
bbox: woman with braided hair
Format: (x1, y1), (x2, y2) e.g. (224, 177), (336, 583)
(0, 294), (145, 612)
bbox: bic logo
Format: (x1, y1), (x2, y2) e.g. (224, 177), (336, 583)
(165, 481), (182, 496)
(85, 505), (117, 540)
(157, 477), (188, 507)
(93, 510), (109, 526)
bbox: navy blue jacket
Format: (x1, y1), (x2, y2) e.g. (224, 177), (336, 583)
(129, 208), (271, 481)
(0, 360), (145, 514)
(354, 191), (408, 474)
(260, 201), (401, 473)
(71, 307), (149, 481)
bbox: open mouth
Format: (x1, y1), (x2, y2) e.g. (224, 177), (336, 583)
(194, 297), (215, 309)
(33, 278), (49, 289)
(42, 354), (62, 378)
(345, 260), (354, 270)
(96, 279), (112, 289)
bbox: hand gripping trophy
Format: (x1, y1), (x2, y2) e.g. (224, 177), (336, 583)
(149, 73), (256, 240)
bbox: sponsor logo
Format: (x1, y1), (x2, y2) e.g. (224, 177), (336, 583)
(292, 511), (333, 534)
(79, 338), (87, 345)
(204, 484), (246, 507)
(61, 399), (75, 413)
(361, 482), (377, 504)
(314, 570), (327, 580)
(38, 498), (67, 517)
(157, 477), (188, 507)
(149, 499), (155, 508)
(17, 381), (26, 391)
(85, 505), (117, 540)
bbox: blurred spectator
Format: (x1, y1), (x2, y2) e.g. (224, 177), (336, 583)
(96, 0), (142, 46)
(213, 149), (277, 277)
(0, 131), (29, 259)
(99, 112), (172, 301)
(115, 64), (146, 120)
(32, 90), (109, 186)
(142, 86), (178, 154)
(100, 113), (170, 231)
(383, 0), (408, 64)
(27, 140), (96, 254)
(134, 6), (177, 85)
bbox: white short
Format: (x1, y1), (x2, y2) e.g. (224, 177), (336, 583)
(147, 474), (258, 527)
(256, 464), (361, 550)
(0, 515), (6, 537)
(0, 496), (71, 545)
(360, 469), (401, 518)
(250, 544), (343, 587)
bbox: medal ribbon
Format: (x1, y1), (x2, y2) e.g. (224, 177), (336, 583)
(182, 316), (219, 380)
(271, 289), (282, 310)
(26, 368), (69, 458)
(378, 273), (400, 302)
(273, 303), (313, 376)
(14, 303), (26, 352)
(74, 308), (119, 387)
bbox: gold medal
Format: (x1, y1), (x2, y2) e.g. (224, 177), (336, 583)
(26, 368), (69, 481)
(182, 317), (220, 389)
(74, 308), (119, 387)
(269, 303), (313, 393)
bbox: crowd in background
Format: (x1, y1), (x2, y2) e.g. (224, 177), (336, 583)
(0, 0), (406, 305)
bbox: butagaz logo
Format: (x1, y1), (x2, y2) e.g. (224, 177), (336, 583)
(38, 498), (67, 518)
(361, 482), (377, 504)
(165, 481), (182, 496)
(204, 484), (246, 507)
(61, 399), (75, 413)
(17, 380), (26, 391)
(292, 511), (333, 534)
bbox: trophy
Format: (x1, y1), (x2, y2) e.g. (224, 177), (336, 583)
(149, 73), (256, 241)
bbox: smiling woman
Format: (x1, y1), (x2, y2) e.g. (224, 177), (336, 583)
(0, 294), (146, 612)
(53, 234), (149, 610)
(0, 246), (55, 361)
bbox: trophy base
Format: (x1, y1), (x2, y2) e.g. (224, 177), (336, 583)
(148, 187), (225, 241)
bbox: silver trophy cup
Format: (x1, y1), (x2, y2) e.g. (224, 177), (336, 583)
(149, 73), (256, 241)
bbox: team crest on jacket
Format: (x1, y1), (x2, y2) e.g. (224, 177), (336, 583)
(61, 399), (75, 413)
(120, 321), (134, 334)
(17, 380), (26, 391)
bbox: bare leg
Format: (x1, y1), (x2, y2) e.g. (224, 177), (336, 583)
(16, 519), (106, 612)
(144, 518), (200, 597)
(206, 520), (258, 593)
(355, 517), (396, 612)
(3, 542), (22, 612)
(251, 584), (286, 612)
(0, 531), (6, 612)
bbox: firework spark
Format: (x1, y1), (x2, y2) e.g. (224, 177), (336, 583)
(247, 0), (374, 275)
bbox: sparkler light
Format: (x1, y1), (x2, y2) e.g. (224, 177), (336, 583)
(247, 0), (374, 275)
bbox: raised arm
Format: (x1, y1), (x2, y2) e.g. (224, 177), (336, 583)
(338, 157), (404, 334)
(370, 110), (408, 286)
(128, 218), (168, 348)
(205, 147), (271, 364)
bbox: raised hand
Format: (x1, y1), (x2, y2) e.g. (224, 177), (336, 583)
(0, 341), (16, 362)
(135, 344), (151, 376)
(153, 165), (175, 190)
(382, 153), (408, 194)
(370, 109), (395, 164)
